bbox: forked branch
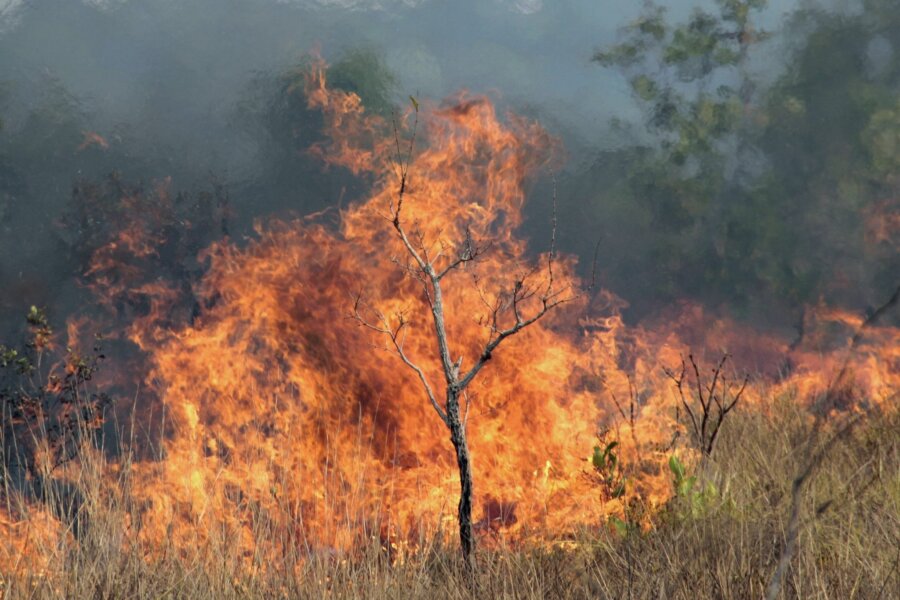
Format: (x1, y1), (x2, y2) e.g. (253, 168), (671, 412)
(664, 353), (748, 457)
(351, 294), (448, 427)
(351, 97), (577, 565)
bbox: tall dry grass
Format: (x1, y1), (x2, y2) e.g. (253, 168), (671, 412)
(1, 396), (898, 599)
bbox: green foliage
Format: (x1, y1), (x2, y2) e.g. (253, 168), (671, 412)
(629, 75), (657, 102)
(862, 100), (900, 179)
(668, 455), (720, 519)
(0, 306), (49, 375)
(26, 305), (52, 350)
(663, 11), (722, 74)
(586, 1), (771, 312)
(329, 48), (397, 117)
(590, 438), (636, 536)
(0, 344), (31, 374)
(236, 47), (396, 216)
(582, 0), (900, 319)
(668, 455), (692, 494)
(752, 3), (900, 306)
(591, 441), (627, 500)
(608, 514), (639, 538)
(593, 5), (666, 68)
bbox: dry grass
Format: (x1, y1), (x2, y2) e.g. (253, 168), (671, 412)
(1, 399), (898, 599)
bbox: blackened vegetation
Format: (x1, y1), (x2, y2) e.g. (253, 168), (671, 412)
(60, 173), (230, 318)
(0, 307), (110, 536)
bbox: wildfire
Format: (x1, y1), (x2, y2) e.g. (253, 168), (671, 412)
(127, 63), (617, 555)
(2, 59), (898, 573)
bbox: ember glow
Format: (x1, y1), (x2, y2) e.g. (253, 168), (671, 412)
(1, 61), (898, 571)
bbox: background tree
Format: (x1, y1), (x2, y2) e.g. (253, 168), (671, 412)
(755, 0), (900, 318)
(569, 0), (898, 328)
(586, 0), (769, 315)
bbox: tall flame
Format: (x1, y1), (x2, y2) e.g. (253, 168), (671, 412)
(129, 62), (621, 556)
(116, 61), (900, 558)
(2, 60), (897, 570)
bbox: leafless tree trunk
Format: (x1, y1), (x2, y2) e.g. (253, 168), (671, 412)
(353, 102), (575, 566)
(446, 384), (474, 557)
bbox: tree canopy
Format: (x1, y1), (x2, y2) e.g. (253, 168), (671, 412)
(573, 0), (898, 324)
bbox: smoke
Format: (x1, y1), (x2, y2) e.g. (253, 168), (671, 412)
(0, 0), (891, 337)
(0, 1), (23, 33)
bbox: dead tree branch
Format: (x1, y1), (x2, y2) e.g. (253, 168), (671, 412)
(663, 353), (748, 457)
(351, 294), (449, 427)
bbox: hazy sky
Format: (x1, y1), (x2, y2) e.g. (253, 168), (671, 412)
(0, 0), (811, 149)
(0, 0), (878, 333)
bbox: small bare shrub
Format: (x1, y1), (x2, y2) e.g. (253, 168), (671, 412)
(664, 353), (748, 457)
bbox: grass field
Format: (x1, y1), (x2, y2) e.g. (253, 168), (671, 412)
(1, 395), (897, 599)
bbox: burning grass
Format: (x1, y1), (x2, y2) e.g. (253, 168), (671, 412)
(0, 397), (897, 599)
(1, 58), (898, 598)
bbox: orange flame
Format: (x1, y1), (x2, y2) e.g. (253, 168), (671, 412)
(4, 60), (897, 574)
(118, 62), (900, 558)
(122, 63), (659, 556)
(77, 131), (109, 152)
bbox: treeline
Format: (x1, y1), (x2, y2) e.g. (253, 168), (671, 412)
(559, 0), (899, 325)
(0, 0), (897, 336)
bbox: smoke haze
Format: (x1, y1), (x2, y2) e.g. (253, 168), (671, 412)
(0, 0), (894, 332)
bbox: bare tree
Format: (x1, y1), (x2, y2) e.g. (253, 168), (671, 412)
(352, 102), (577, 566)
(664, 353), (748, 457)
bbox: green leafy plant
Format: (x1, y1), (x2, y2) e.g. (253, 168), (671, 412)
(591, 440), (627, 501)
(668, 454), (719, 519)
(608, 514), (640, 538)
(590, 439), (643, 538)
